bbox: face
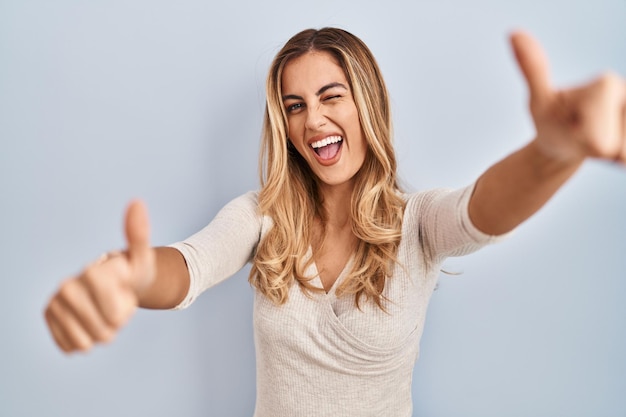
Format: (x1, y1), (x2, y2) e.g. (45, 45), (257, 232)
(281, 51), (367, 190)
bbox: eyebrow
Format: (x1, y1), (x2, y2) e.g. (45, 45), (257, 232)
(282, 82), (348, 101)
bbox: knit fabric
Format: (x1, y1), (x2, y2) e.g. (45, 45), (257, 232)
(169, 184), (504, 416)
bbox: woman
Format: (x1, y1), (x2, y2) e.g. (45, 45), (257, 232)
(44, 28), (625, 416)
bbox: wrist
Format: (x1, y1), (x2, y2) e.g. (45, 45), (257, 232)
(529, 137), (586, 169)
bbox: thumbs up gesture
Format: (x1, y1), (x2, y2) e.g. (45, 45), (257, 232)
(511, 31), (626, 164)
(44, 201), (156, 353)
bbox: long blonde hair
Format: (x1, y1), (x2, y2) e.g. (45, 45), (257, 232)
(249, 27), (405, 309)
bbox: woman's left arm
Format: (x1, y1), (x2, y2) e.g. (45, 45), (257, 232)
(469, 31), (626, 236)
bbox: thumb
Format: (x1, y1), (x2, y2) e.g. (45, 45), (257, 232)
(124, 199), (154, 282)
(510, 30), (552, 106)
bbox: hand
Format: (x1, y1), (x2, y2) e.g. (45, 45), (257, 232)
(44, 201), (156, 353)
(511, 31), (626, 164)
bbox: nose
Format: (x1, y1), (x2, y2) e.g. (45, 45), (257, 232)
(304, 105), (326, 131)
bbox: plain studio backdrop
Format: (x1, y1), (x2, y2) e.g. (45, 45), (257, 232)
(1, 1), (624, 416)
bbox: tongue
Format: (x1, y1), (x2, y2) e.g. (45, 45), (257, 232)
(317, 142), (341, 160)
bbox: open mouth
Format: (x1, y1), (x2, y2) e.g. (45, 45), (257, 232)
(311, 135), (343, 160)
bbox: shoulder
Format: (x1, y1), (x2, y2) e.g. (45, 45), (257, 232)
(400, 187), (455, 202)
(400, 185), (476, 236)
(223, 191), (276, 239)
(401, 187), (464, 214)
(210, 191), (264, 230)
(231, 190), (259, 205)
(221, 190), (260, 213)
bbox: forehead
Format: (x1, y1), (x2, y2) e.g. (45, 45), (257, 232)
(281, 51), (348, 93)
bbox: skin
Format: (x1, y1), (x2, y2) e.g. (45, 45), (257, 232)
(282, 51), (368, 191)
(44, 202), (189, 352)
(44, 31), (625, 354)
(281, 51), (368, 290)
(469, 32), (626, 235)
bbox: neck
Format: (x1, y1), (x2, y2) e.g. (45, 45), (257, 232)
(317, 180), (354, 229)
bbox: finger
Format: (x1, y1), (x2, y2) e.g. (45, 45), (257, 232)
(45, 312), (74, 353)
(45, 294), (94, 352)
(510, 30), (552, 106)
(609, 76), (626, 163)
(45, 299), (73, 352)
(58, 278), (116, 344)
(82, 259), (138, 328)
(125, 200), (151, 266)
(619, 96), (626, 165)
(124, 200), (155, 291)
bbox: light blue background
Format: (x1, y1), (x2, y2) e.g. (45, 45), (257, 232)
(1, 1), (624, 416)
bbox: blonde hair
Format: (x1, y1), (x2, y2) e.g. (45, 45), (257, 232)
(249, 28), (405, 309)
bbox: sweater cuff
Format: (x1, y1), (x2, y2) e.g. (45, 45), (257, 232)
(459, 182), (514, 244)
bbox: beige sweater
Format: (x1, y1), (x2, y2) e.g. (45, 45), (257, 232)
(170, 185), (503, 416)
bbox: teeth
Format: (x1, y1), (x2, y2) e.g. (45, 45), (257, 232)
(311, 136), (342, 149)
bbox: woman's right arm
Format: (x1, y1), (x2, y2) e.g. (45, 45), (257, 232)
(44, 201), (190, 353)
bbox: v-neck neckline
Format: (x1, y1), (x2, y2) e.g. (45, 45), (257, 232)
(307, 246), (355, 297)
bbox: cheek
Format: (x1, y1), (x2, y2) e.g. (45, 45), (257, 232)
(344, 108), (363, 136)
(286, 115), (304, 139)
(288, 138), (307, 158)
